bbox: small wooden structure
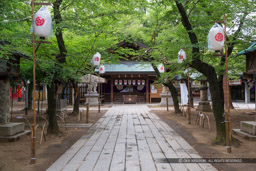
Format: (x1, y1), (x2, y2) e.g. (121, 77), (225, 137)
(0, 41), (29, 80)
(233, 42), (256, 140)
(0, 51), (21, 79)
(237, 42), (256, 74)
(150, 84), (163, 103)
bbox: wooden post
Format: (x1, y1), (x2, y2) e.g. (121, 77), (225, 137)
(255, 90), (256, 121)
(86, 65), (93, 123)
(98, 73), (101, 113)
(31, 0), (36, 164)
(30, 1), (52, 164)
(146, 75), (149, 103)
(224, 14), (231, 153)
(69, 86), (72, 105)
(187, 66), (191, 124)
(111, 76), (113, 103)
(165, 63), (169, 111)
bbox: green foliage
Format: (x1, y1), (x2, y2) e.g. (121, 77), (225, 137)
(0, 0), (255, 86)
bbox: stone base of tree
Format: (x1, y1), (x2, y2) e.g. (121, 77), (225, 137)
(0, 122), (25, 136)
(196, 101), (212, 112)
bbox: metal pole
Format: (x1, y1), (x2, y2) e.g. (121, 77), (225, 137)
(31, 0), (36, 164)
(187, 65), (191, 124)
(98, 73), (101, 113)
(224, 14), (231, 153)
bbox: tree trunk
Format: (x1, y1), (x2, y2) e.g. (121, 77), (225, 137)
(28, 82), (33, 110)
(53, 0), (67, 63)
(164, 81), (181, 113)
(45, 0), (66, 135)
(151, 64), (181, 113)
(73, 83), (80, 115)
(47, 84), (60, 134)
(185, 79), (194, 108)
(175, 1), (226, 142)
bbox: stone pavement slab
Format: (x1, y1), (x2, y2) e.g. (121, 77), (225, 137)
(47, 105), (217, 171)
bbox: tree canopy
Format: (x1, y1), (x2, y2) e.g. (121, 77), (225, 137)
(1, 0), (256, 138)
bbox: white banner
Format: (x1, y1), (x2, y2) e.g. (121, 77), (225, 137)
(180, 83), (188, 105)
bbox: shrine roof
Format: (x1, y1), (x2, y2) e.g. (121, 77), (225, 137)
(96, 61), (156, 75)
(237, 42), (256, 56)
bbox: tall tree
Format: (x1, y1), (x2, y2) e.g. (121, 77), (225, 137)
(173, 0), (252, 143)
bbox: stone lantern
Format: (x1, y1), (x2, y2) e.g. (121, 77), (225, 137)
(197, 81), (212, 112)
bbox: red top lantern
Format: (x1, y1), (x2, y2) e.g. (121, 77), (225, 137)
(137, 80), (141, 85)
(132, 80), (136, 85)
(142, 80), (145, 85)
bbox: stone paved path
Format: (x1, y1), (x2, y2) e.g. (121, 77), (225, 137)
(47, 105), (217, 171)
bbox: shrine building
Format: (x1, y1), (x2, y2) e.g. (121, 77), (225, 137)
(96, 40), (162, 104)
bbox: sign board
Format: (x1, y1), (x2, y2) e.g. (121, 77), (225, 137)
(229, 79), (242, 86)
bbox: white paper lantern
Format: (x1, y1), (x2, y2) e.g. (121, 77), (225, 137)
(33, 6), (52, 38)
(124, 80), (127, 85)
(137, 80), (141, 85)
(115, 80), (118, 85)
(178, 49), (186, 63)
(142, 80), (145, 85)
(158, 63), (165, 73)
(128, 80), (131, 85)
(132, 80), (136, 85)
(119, 80), (122, 85)
(92, 52), (101, 66)
(208, 23), (224, 51)
(99, 65), (105, 74)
